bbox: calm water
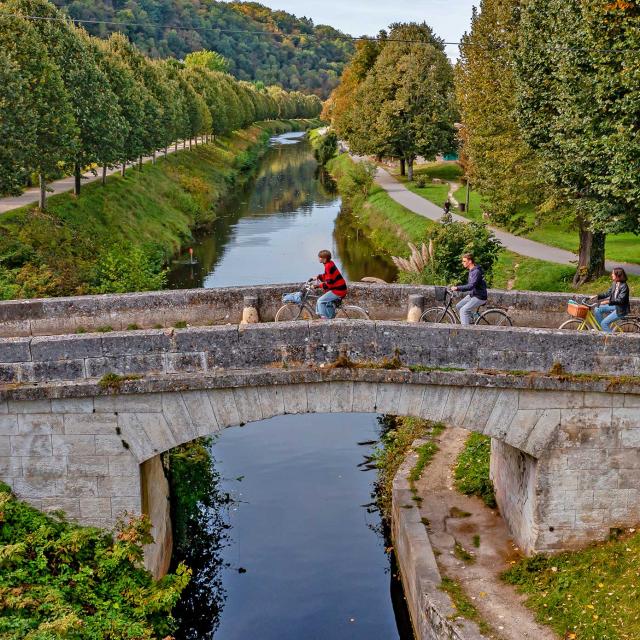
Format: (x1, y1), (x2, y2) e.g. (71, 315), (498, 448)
(167, 132), (397, 288)
(173, 414), (413, 640)
(170, 132), (411, 639)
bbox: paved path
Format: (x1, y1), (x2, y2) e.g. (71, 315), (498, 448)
(375, 167), (640, 276)
(0, 139), (203, 215)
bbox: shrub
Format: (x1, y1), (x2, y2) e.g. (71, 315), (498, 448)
(313, 131), (338, 166)
(91, 244), (167, 294)
(337, 160), (377, 209)
(397, 220), (503, 286)
(0, 483), (190, 638)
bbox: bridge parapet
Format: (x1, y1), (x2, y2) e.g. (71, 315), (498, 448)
(0, 319), (636, 386)
(0, 283), (638, 337)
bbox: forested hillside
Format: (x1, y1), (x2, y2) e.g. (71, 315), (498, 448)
(51, 0), (354, 96)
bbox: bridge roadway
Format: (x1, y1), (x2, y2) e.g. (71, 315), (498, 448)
(0, 283), (638, 564)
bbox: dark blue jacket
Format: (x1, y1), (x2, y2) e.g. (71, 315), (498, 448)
(457, 266), (488, 301)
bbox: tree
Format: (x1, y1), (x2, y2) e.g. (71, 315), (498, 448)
(184, 50), (230, 73)
(0, 12), (76, 206)
(455, 0), (542, 229)
(340, 23), (457, 181)
(6, 0), (125, 196)
(515, 0), (640, 283)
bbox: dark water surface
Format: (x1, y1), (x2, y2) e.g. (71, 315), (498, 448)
(167, 132), (397, 288)
(173, 414), (413, 640)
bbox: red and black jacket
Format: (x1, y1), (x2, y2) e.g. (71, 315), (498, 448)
(318, 260), (347, 298)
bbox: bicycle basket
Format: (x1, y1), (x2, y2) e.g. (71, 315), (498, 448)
(434, 286), (447, 302)
(567, 301), (588, 319)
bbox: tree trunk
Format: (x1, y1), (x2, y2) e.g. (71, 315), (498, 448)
(400, 158), (406, 176)
(183, 140), (186, 149)
(101, 165), (107, 186)
(74, 163), (81, 196)
(175, 141), (178, 153)
(406, 157), (414, 182)
(121, 163), (126, 177)
(189, 138), (192, 150)
(573, 217), (606, 286)
(138, 156), (143, 171)
(152, 150), (156, 165)
(164, 146), (168, 159)
(38, 174), (46, 210)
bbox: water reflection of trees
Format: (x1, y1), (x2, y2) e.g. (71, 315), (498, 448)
(333, 211), (398, 283)
(171, 440), (231, 640)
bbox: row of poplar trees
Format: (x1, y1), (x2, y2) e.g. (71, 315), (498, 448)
(0, 0), (322, 207)
(457, 0), (640, 284)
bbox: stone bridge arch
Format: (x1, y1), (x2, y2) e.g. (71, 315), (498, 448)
(3, 367), (639, 560)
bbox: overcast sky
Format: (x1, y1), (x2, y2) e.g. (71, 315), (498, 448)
(227, 0), (478, 59)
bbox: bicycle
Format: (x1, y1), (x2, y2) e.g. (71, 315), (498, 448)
(420, 286), (513, 326)
(558, 297), (640, 333)
(275, 281), (370, 321)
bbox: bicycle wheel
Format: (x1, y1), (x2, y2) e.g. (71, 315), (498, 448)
(274, 303), (313, 322)
(476, 308), (513, 327)
(558, 319), (589, 331)
(420, 307), (457, 324)
(612, 319), (640, 334)
(336, 305), (370, 320)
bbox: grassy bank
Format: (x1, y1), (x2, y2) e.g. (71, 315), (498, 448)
(328, 154), (433, 258)
(0, 119), (319, 299)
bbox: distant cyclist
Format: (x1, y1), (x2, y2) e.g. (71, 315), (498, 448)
(590, 267), (630, 333)
(450, 253), (488, 325)
(313, 250), (348, 319)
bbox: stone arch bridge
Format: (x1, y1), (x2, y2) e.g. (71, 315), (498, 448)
(0, 283), (638, 565)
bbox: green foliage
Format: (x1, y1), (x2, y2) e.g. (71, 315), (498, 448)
(453, 433), (496, 508)
(456, 0), (542, 228)
(334, 160), (377, 209)
(403, 220), (502, 286)
(503, 529), (640, 639)
(165, 439), (216, 553)
(332, 23), (456, 178)
(312, 131), (338, 167)
(91, 244), (167, 294)
(55, 0), (354, 97)
(372, 416), (444, 519)
(0, 482), (190, 638)
(184, 49), (230, 73)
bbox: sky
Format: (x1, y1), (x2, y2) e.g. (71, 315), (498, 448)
(226, 0), (478, 59)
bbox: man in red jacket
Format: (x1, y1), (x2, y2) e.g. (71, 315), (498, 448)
(314, 250), (348, 319)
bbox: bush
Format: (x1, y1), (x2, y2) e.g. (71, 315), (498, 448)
(0, 483), (190, 638)
(313, 131), (338, 166)
(91, 244), (167, 294)
(399, 220), (503, 286)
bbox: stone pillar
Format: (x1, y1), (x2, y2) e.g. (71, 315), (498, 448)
(240, 295), (260, 325)
(407, 294), (425, 323)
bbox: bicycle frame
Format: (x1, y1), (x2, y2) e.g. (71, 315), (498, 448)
(574, 308), (603, 330)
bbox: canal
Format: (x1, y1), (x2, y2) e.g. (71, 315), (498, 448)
(168, 132), (412, 639)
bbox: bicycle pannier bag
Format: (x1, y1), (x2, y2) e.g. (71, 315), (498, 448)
(435, 286), (447, 302)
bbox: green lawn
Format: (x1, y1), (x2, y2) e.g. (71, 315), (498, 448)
(452, 186), (640, 265)
(503, 530), (640, 640)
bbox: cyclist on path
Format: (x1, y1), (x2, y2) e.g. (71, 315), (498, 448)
(591, 267), (630, 333)
(314, 250), (347, 319)
(450, 253), (488, 325)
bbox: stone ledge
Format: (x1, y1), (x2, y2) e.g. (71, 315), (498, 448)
(392, 445), (487, 640)
(0, 366), (636, 403)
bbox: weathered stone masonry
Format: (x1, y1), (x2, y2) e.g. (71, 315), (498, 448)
(0, 313), (639, 557)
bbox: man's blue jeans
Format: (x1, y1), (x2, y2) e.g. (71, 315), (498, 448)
(595, 304), (619, 333)
(317, 291), (341, 319)
(456, 295), (485, 325)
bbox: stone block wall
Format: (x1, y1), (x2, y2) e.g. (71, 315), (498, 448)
(0, 283), (636, 337)
(0, 320), (637, 388)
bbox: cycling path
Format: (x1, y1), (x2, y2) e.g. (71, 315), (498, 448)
(375, 167), (640, 276)
(0, 139), (202, 215)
